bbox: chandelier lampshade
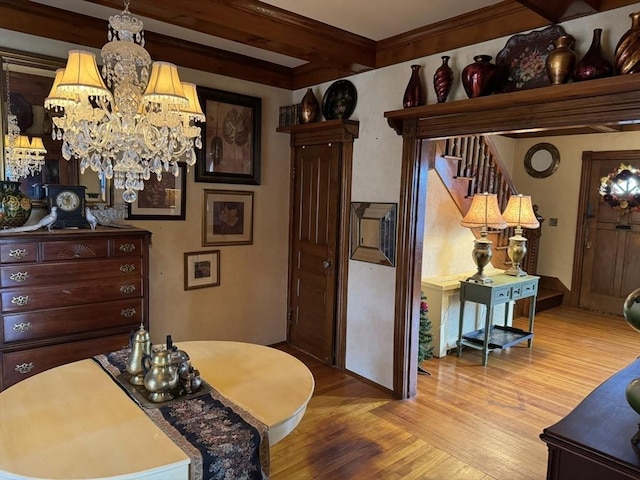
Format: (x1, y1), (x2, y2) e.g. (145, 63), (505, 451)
(460, 193), (507, 284)
(44, 0), (203, 203)
(501, 194), (540, 277)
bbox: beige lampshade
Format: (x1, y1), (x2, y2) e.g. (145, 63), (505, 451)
(15, 135), (33, 149)
(179, 82), (205, 121)
(461, 193), (507, 229)
(29, 137), (47, 152)
(45, 68), (78, 110)
(502, 194), (540, 229)
(143, 62), (188, 105)
(57, 50), (110, 98)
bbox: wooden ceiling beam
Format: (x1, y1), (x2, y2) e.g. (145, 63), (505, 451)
(515, 0), (602, 23)
(82, 0), (376, 74)
(0, 0), (293, 89)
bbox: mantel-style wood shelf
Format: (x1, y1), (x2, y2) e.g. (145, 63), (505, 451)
(277, 119), (359, 146)
(385, 74), (640, 138)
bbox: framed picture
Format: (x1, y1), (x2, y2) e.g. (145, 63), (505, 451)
(195, 86), (261, 185)
(202, 189), (254, 246)
(127, 163), (187, 220)
(184, 250), (220, 290)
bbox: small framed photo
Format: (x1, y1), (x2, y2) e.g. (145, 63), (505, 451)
(202, 189), (254, 246)
(184, 250), (220, 290)
(127, 164), (187, 220)
(195, 86), (261, 185)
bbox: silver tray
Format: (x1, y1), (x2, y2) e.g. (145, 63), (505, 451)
(113, 371), (213, 409)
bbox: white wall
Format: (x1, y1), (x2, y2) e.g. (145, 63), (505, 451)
(0, 29), (293, 347)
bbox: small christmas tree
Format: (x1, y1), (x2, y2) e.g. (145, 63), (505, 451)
(418, 291), (433, 373)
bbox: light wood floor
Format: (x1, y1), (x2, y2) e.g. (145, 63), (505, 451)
(271, 306), (639, 479)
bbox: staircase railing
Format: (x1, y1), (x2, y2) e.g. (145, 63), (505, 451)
(434, 135), (543, 274)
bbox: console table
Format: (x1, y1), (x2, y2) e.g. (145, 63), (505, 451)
(540, 359), (640, 480)
(457, 273), (539, 365)
(0, 341), (314, 480)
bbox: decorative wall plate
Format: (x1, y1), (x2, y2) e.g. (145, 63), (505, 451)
(496, 25), (566, 93)
(322, 80), (357, 120)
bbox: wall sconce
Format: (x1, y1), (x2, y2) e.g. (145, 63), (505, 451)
(460, 193), (506, 284)
(501, 194), (540, 277)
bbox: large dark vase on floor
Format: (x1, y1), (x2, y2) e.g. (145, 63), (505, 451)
(461, 55), (497, 98)
(573, 28), (613, 82)
(299, 88), (320, 124)
(546, 35), (576, 85)
(615, 11), (640, 74)
(433, 56), (454, 103)
(0, 181), (31, 229)
(403, 64), (424, 108)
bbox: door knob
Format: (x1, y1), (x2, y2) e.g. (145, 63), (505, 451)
(322, 259), (332, 269)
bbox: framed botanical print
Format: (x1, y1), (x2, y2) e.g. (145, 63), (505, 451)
(184, 250), (220, 290)
(195, 86), (261, 185)
(202, 189), (253, 246)
(127, 163), (187, 220)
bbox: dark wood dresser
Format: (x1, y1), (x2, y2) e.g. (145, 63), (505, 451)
(540, 359), (640, 479)
(0, 227), (151, 390)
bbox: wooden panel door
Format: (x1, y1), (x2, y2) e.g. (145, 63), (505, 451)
(289, 142), (341, 363)
(579, 156), (640, 314)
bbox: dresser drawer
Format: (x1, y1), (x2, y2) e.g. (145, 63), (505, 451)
(111, 237), (143, 258)
(3, 299), (143, 344)
(0, 243), (38, 264)
(2, 333), (130, 389)
(0, 258), (143, 288)
(41, 239), (110, 261)
(1, 278), (143, 313)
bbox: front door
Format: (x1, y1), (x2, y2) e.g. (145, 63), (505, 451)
(288, 142), (341, 363)
(578, 154), (640, 314)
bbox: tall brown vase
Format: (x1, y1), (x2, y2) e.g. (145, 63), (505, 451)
(545, 35), (576, 85)
(433, 56), (454, 103)
(461, 55), (497, 98)
(299, 88), (320, 124)
(403, 64), (424, 108)
(573, 28), (613, 82)
(615, 12), (640, 74)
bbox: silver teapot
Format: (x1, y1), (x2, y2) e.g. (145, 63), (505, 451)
(126, 323), (151, 386)
(142, 348), (180, 403)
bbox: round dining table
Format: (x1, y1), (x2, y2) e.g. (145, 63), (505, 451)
(0, 341), (314, 480)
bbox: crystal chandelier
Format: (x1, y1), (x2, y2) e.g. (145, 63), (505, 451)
(3, 65), (47, 181)
(45, 0), (204, 203)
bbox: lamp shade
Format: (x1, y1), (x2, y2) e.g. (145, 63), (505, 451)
(57, 50), (110, 98)
(179, 82), (205, 121)
(502, 194), (540, 229)
(45, 68), (78, 110)
(460, 193), (507, 229)
(29, 137), (46, 152)
(143, 62), (188, 106)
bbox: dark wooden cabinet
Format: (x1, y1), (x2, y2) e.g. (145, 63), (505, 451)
(0, 227), (151, 390)
(540, 359), (640, 480)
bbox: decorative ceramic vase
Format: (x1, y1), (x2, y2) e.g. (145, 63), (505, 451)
(573, 28), (613, 82)
(0, 181), (32, 229)
(615, 12), (640, 74)
(299, 88), (320, 124)
(545, 35), (576, 85)
(433, 56), (454, 103)
(403, 64), (424, 108)
(461, 55), (497, 98)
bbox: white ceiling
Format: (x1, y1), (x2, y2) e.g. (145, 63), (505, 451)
(31, 0), (503, 67)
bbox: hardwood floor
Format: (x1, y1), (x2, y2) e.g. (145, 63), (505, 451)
(271, 306), (639, 479)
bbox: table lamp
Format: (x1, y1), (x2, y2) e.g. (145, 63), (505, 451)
(460, 193), (506, 284)
(501, 194), (540, 276)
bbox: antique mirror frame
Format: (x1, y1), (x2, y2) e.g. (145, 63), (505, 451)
(524, 142), (560, 178)
(350, 202), (397, 267)
(1, 48), (112, 205)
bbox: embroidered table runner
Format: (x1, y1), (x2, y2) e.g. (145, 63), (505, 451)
(93, 348), (269, 480)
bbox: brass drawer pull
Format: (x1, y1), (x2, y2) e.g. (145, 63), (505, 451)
(120, 284), (136, 294)
(121, 308), (136, 318)
(12, 321), (32, 332)
(9, 271), (29, 283)
(9, 248), (28, 259)
(15, 362), (34, 374)
(119, 264), (136, 273)
(119, 243), (136, 253)
(11, 295), (30, 306)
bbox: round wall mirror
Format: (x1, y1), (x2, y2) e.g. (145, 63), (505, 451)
(524, 143), (560, 178)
